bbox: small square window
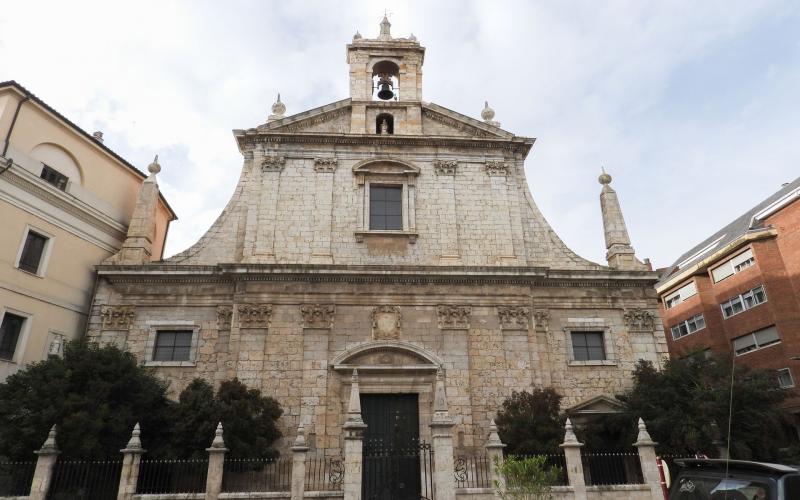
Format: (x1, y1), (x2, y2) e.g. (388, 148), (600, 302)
(0, 313), (25, 361)
(778, 368), (794, 388)
(369, 185), (403, 230)
(40, 165), (68, 190)
(18, 231), (48, 274)
(571, 331), (606, 361)
(153, 331), (193, 362)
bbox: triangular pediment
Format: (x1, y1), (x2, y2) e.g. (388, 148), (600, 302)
(566, 395), (625, 415)
(261, 99), (352, 134)
(421, 103), (514, 139)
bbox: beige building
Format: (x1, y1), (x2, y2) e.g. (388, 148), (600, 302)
(86, 17), (666, 471)
(0, 81), (176, 380)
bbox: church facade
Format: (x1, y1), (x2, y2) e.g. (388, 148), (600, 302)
(86, 18), (666, 454)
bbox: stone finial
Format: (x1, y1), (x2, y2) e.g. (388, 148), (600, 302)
(209, 422), (226, 449)
(345, 369), (364, 425)
(93, 131), (104, 143)
(268, 94), (286, 122)
(486, 419), (505, 449)
(598, 168), (648, 270)
(482, 101), (500, 126)
(562, 418), (580, 445)
(353, 30), (362, 40)
(598, 167), (612, 185)
(293, 422), (308, 448)
(634, 417), (656, 446)
(432, 368), (453, 425)
(147, 155), (161, 176)
(379, 14), (392, 40)
(409, 33), (417, 41)
(36, 425), (59, 455)
(123, 422), (143, 451)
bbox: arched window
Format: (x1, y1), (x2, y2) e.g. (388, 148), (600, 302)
(29, 143), (82, 190)
(372, 60), (400, 101)
(376, 113), (395, 135)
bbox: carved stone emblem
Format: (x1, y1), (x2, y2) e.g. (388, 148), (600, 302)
(100, 305), (135, 330)
(300, 304), (335, 329)
(314, 158), (338, 173)
(237, 304), (273, 328)
(497, 306), (530, 329)
(217, 306), (233, 330)
(623, 309), (655, 332)
(484, 160), (509, 176)
(433, 159), (458, 176)
(533, 311), (550, 332)
(372, 306), (402, 340)
(437, 305), (471, 329)
(261, 155), (286, 172)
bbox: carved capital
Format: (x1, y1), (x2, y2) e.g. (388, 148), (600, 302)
(623, 309), (655, 332)
(261, 156), (286, 172)
(314, 158), (338, 173)
(372, 306), (402, 340)
(497, 306), (530, 330)
(300, 304), (336, 329)
(484, 160), (509, 176)
(100, 305), (135, 330)
(533, 310), (550, 332)
(437, 305), (471, 329)
(217, 306), (233, 330)
(237, 304), (273, 328)
(433, 159), (458, 176)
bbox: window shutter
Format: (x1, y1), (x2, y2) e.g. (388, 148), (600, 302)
(711, 261), (734, 283)
(730, 249), (754, 269)
(733, 334), (755, 353)
(754, 326), (779, 346)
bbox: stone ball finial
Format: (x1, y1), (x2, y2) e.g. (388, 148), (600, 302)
(272, 93), (286, 116)
(147, 155), (161, 175)
(481, 101), (495, 122)
(409, 33), (417, 41)
(598, 167), (612, 185)
(210, 421), (226, 449)
(353, 30), (362, 40)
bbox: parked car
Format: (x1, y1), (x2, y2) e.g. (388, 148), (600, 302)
(669, 459), (800, 500)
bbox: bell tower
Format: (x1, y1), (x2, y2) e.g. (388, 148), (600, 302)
(347, 16), (425, 134)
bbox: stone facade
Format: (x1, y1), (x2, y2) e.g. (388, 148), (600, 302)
(87, 20), (667, 456)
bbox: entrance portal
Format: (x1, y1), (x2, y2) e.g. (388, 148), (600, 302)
(361, 394), (432, 500)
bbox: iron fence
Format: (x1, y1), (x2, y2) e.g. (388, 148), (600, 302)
(46, 459), (122, 500)
(222, 458), (291, 492)
(454, 454), (491, 489)
(513, 453), (569, 486)
(362, 440), (435, 500)
(305, 455), (344, 491)
(581, 451), (643, 486)
(136, 458), (207, 494)
(0, 461), (35, 496)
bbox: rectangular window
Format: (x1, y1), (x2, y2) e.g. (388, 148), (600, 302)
(720, 285), (767, 319)
(711, 249), (755, 283)
(778, 368), (795, 388)
(369, 185), (403, 230)
(152, 331), (193, 362)
(0, 313), (25, 360)
(18, 231), (48, 274)
(571, 331), (606, 361)
(733, 325), (780, 356)
(663, 281), (697, 309)
(40, 165), (68, 191)
(671, 313), (706, 340)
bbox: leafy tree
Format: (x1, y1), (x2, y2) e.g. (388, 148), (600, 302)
(0, 339), (172, 460)
(495, 389), (564, 455)
(494, 455), (561, 500)
(620, 355), (794, 461)
(168, 378), (283, 458)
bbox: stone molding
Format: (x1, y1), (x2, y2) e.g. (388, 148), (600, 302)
(300, 304), (336, 329)
(533, 310), (550, 332)
(313, 158), (338, 173)
(432, 160), (458, 176)
(217, 306), (233, 330)
(372, 305), (402, 340)
(623, 309), (655, 332)
(497, 305), (530, 330)
(237, 304), (273, 328)
(421, 108), (494, 138)
(100, 305), (135, 330)
(271, 107), (350, 134)
(437, 305), (471, 329)
(261, 156), (286, 172)
(484, 160), (510, 176)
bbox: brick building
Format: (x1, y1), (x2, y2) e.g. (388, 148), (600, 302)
(656, 176), (800, 410)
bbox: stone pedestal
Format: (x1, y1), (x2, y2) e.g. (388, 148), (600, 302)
(343, 370), (367, 500)
(559, 419), (586, 500)
(117, 423), (146, 500)
(291, 423), (310, 500)
(430, 369), (456, 500)
(30, 425), (60, 500)
(633, 418), (662, 500)
(485, 419), (506, 495)
(205, 423), (228, 500)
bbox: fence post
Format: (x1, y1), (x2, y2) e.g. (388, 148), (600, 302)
(117, 423), (146, 500)
(430, 368), (456, 500)
(559, 419), (586, 500)
(343, 369), (367, 500)
(633, 418), (662, 500)
(205, 422), (228, 500)
(29, 425), (60, 500)
(485, 419), (506, 495)
(291, 422), (310, 500)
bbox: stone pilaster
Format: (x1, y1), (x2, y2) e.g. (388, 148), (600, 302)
(633, 418), (662, 500)
(485, 419), (506, 495)
(343, 370), (367, 500)
(291, 423), (310, 500)
(117, 423), (146, 500)
(559, 419), (586, 500)
(205, 423), (228, 500)
(430, 369), (456, 500)
(30, 425), (60, 500)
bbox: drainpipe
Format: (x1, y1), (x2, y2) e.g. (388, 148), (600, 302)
(0, 93), (31, 175)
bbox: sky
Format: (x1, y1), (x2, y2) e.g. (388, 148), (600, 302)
(1, 1), (798, 268)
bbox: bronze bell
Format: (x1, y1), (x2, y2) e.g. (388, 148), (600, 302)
(376, 75), (395, 100)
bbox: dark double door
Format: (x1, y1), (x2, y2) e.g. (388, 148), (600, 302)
(361, 394), (425, 500)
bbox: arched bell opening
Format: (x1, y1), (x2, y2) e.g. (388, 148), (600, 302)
(371, 60), (400, 101)
(375, 113), (395, 134)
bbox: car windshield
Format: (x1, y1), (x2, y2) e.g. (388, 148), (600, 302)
(670, 475), (771, 500)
